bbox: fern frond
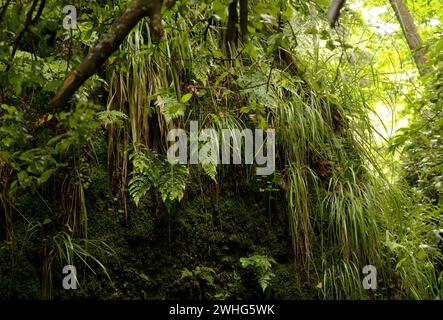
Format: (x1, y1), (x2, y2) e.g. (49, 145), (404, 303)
(129, 147), (189, 205)
(97, 110), (128, 127)
(155, 94), (186, 123)
(158, 164), (189, 202)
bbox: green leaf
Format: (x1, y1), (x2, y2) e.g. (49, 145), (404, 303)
(202, 162), (217, 182)
(158, 164), (189, 202)
(304, 26), (318, 35)
(180, 93), (193, 103)
(417, 248), (428, 260)
(44, 80), (63, 93)
(17, 171), (28, 185)
(240, 255), (275, 292)
(181, 268), (193, 279)
(156, 94), (186, 123)
(214, 72), (229, 87)
(129, 148), (189, 205)
(38, 168), (56, 184)
(97, 110), (128, 127)
(395, 258), (407, 270)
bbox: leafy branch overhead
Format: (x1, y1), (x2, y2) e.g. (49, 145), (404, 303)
(50, 0), (168, 108)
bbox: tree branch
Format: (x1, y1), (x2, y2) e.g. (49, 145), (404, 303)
(225, 0), (238, 50)
(327, 0), (346, 27)
(7, 0), (41, 69)
(239, 0), (248, 42)
(49, 0), (164, 108)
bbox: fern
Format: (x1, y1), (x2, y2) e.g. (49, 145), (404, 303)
(128, 148), (162, 206)
(202, 162), (217, 182)
(128, 174), (152, 207)
(240, 255), (276, 292)
(155, 94), (186, 123)
(97, 110), (128, 127)
(158, 164), (189, 202)
(131, 148), (163, 181)
(128, 147), (189, 206)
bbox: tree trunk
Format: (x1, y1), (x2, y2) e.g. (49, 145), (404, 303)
(389, 0), (429, 76)
(327, 0), (346, 27)
(225, 0), (238, 50)
(49, 0), (163, 108)
(239, 0), (248, 41)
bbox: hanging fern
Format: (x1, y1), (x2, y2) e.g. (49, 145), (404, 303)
(202, 162), (217, 182)
(155, 94), (187, 123)
(128, 174), (152, 207)
(97, 110), (128, 127)
(128, 147), (189, 206)
(131, 148), (163, 181)
(158, 164), (189, 202)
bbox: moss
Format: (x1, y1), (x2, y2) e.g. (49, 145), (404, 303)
(0, 149), (299, 299)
